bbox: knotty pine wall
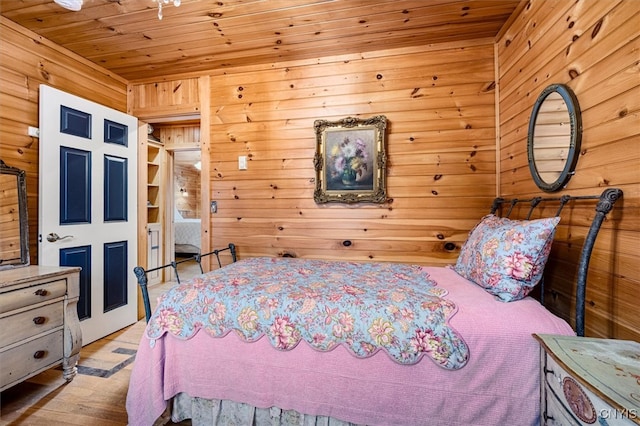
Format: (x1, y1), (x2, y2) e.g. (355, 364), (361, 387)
(0, 17), (129, 264)
(497, 0), (639, 340)
(207, 41), (497, 265)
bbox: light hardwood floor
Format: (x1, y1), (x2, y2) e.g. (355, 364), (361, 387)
(0, 259), (201, 426)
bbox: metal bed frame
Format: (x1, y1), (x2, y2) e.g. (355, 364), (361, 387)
(489, 188), (622, 336)
(133, 188), (622, 333)
(133, 243), (237, 322)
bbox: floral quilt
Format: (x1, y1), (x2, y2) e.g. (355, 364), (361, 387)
(146, 257), (469, 369)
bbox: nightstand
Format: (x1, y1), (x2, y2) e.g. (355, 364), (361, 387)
(534, 334), (640, 425)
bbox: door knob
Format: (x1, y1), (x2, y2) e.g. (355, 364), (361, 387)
(46, 232), (73, 242)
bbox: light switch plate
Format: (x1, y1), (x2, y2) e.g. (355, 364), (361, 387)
(28, 126), (40, 137)
(238, 156), (248, 170)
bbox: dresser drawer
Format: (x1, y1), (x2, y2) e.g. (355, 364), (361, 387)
(0, 329), (63, 389)
(543, 381), (581, 425)
(0, 302), (64, 347)
(542, 352), (638, 425)
(0, 279), (67, 314)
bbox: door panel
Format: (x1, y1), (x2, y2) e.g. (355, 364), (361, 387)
(147, 223), (162, 285)
(104, 155), (128, 221)
(59, 245), (92, 320)
(103, 241), (128, 312)
(60, 147), (91, 224)
(39, 85), (138, 345)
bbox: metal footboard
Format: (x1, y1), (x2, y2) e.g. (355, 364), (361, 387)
(133, 243), (237, 322)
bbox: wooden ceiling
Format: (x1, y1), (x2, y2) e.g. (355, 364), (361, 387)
(1, 0), (522, 81)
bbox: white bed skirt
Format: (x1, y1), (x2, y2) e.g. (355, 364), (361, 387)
(172, 393), (361, 426)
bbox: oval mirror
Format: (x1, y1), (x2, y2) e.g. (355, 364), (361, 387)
(527, 84), (582, 192)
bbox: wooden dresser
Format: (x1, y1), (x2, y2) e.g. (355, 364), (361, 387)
(0, 265), (82, 391)
(535, 334), (640, 425)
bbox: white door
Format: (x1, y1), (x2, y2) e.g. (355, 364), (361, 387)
(38, 85), (138, 345)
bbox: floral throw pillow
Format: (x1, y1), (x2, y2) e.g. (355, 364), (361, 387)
(453, 214), (560, 302)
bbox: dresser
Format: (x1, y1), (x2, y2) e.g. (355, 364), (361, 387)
(535, 334), (640, 425)
(0, 265), (82, 391)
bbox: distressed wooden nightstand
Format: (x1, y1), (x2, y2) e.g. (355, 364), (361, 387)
(534, 334), (640, 425)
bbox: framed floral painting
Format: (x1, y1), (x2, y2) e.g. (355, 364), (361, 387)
(313, 115), (387, 204)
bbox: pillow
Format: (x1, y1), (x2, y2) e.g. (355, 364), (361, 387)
(453, 214), (560, 302)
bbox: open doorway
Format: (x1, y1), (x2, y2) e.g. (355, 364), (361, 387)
(136, 101), (212, 320)
(141, 120), (206, 289)
(173, 149), (202, 259)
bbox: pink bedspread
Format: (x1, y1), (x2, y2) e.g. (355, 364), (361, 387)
(126, 266), (574, 426)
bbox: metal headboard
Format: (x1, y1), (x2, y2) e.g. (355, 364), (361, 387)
(489, 188), (622, 336)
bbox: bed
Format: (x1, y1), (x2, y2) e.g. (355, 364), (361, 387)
(175, 209), (201, 255)
(127, 188), (622, 426)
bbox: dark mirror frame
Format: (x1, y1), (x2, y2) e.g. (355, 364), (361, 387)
(527, 83), (582, 192)
(0, 159), (30, 270)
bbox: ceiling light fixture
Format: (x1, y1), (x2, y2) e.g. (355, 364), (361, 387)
(153, 0), (182, 20)
(54, 0), (83, 11)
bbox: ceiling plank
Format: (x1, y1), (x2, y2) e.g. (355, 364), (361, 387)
(0, 0), (521, 80)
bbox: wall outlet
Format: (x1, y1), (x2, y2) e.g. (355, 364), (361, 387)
(28, 126), (40, 137)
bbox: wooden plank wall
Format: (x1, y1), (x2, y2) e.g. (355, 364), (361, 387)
(497, 0), (639, 340)
(129, 78), (201, 121)
(0, 17), (128, 264)
(207, 41), (497, 265)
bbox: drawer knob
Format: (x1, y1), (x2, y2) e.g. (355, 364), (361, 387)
(34, 289), (49, 297)
(33, 316), (46, 325)
(33, 350), (46, 359)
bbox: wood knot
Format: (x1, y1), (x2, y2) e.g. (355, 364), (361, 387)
(592, 20), (603, 38)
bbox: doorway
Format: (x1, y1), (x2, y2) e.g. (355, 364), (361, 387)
(173, 150), (202, 259)
(140, 120), (205, 290)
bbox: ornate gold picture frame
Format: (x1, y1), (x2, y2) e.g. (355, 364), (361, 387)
(313, 115), (387, 204)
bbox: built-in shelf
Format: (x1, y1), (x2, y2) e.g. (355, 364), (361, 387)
(147, 141), (162, 224)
